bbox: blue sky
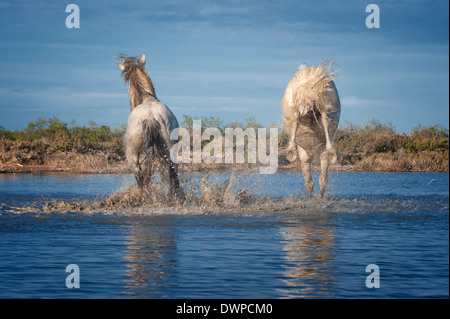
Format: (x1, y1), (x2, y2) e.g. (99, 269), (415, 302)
(0, 0), (448, 133)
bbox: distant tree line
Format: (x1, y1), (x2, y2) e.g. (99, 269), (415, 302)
(334, 120), (448, 171)
(0, 117), (126, 154)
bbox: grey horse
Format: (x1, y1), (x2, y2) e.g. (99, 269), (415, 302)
(281, 60), (341, 198)
(117, 54), (185, 202)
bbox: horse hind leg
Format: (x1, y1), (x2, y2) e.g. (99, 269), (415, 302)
(135, 151), (154, 194)
(168, 161), (185, 203)
(134, 153), (145, 189)
(143, 161), (155, 193)
(286, 124), (298, 162)
(319, 150), (330, 198)
(156, 145), (185, 204)
(298, 146), (314, 198)
(320, 112), (337, 163)
(158, 159), (185, 204)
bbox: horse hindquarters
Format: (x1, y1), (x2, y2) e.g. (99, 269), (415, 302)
(142, 119), (185, 202)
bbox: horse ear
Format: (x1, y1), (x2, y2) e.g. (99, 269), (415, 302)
(140, 54), (146, 66)
(117, 63), (125, 71)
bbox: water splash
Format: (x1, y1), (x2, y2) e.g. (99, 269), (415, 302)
(2, 173), (447, 216)
(93, 174), (256, 213)
(1, 173), (299, 215)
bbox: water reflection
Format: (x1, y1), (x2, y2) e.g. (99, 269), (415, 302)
(122, 220), (177, 297)
(278, 214), (337, 298)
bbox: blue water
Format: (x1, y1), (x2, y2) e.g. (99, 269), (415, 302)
(0, 172), (448, 298)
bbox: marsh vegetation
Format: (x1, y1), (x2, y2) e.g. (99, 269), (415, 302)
(0, 116), (448, 173)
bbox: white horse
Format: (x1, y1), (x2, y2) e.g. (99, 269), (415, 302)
(281, 60), (341, 198)
(117, 54), (185, 202)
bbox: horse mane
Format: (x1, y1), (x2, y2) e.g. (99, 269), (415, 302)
(292, 59), (337, 116)
(116, 54), (157, 111)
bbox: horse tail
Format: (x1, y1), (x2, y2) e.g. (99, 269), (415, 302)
(293, 59), (336, 117)
(141, 118), (168, 158)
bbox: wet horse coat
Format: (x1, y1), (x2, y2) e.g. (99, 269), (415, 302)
(282, 61), (341, 197)
(117, 54), (185, 202)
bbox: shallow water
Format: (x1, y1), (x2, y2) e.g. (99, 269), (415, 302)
(0, 172), (448, 298)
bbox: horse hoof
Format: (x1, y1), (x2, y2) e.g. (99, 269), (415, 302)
(328, 150), (337, 164)
(286, 148), (298, 162)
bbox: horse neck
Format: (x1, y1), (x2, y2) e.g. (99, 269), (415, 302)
(128, 79), (157, 112)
